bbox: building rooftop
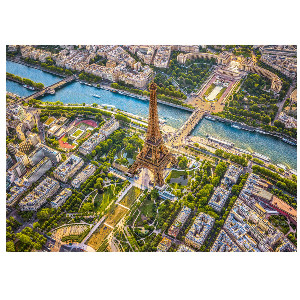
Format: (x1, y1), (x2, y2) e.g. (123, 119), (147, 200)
(208, 187), (231, 213)
(157, 237), (172, 252)
(185, 213), (215, 249)
(54, 154), (83, 180)
(168, 206), (191, 237)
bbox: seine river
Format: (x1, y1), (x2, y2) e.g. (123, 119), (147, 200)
(6, 60), (297, 170)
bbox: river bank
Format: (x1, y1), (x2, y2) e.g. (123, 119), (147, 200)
(191, 118), (297, 170)
(204, 114), (297, 146)
(7, 57), (194, 112)
(6, 59), (297, 170)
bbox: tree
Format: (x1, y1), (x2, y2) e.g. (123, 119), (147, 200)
(17, 233), (32, 246)
(37, 208), (51, 220)
(215, 161), (227, 177)
(35, 82), (44, 89)
(262, 115), (271, 124)
(81, 203), (94, 212)
(178, 156), (188, 169)
(115, 113), (131, 123)
(211, 176), (220, 187)
(6, 241), (15, 252)
(33, 222), (40, 229)
(274, 120), (285, 129)
(151, 189), (159, 201)
(94, 178), (103, 191)
(32, 125), (39, 133)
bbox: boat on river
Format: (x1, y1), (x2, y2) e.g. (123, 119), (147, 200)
(231, 124), (241, 129)
(282, 138), (296, 146)
(23, 84), (35, 90)
(205, 116), (216, 121)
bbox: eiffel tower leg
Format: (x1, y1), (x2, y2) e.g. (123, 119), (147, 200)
(171, 155), (177, 166)
(154, 168), (165, 187)
(128, 160), (140, 175)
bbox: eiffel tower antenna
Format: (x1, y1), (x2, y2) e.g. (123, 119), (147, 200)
(128, 81), (176, 186)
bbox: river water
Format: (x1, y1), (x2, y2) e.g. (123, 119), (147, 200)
(6, 60), (297, 170)
(193, 119), (297, 170)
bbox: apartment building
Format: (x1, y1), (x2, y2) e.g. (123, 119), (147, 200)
(79, 132), (105, 155)
(6, 154), (14, 170)
(185, 213), (215, 250)
(171, 45), (199, 53)
(105, 46), (136, 67)
(28, 133), (41, 146)
(223, 165), (242, 185)
(19, 177), (60, 211)
(208, 186), (231, 213)
(20, 46), (52, 62)
(28, 144), (62, 165)
(56, 50), (93, 71)
(71, 163), (97, 189)
(118, 65), (153, 88)
(54, 155), (84, 183)
(136, 46), (156, 65)
(7, 161), (27, 182)
(23, 157), (53, 184)
(168, 206), (191, 238)
(85, 63), (117, 81)
(153, 46), (171, 68)
(99, 117), (119, 137)
(276, 240), (297, 252)
(51, 188), (72, 208)
(15, 151), (30, 166)
(210, 230), (241, 252)
(278, 112), (297, 129)
(223, 199), (288, 252)
(157, 237), (172, 252)
(176, 244), (195, 252)
(6, 179), (31, 207)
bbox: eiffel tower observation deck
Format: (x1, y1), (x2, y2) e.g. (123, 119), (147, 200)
(128, 82), (176, 186)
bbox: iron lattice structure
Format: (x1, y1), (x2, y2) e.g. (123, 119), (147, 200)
(128, 82), (176, 186)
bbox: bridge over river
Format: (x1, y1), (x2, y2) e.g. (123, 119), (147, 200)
(167, 108), (206, 147)
(19, 75), (76, 103)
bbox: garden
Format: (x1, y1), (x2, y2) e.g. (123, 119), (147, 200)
(86, 224), (113, 250)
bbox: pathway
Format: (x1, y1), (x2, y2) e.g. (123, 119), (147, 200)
(272, 80), (296, 125)
(115, 183), (133, 204)
(81, 215), (106, 244)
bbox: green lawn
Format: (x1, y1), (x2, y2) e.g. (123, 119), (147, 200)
(94, 187), (114, 214)
(105, 205), (128, 227)
(204, 83), (216, 96)
(138, 196), (156, 223)
(61, 136), (68, 143)
(87, 224), (112, 250)
(73, 129), (83, 138)
(120, 186), (142, 208)
(94, 183), (125, 214)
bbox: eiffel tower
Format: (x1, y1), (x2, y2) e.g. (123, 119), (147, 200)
(128, 82), (176, 186)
